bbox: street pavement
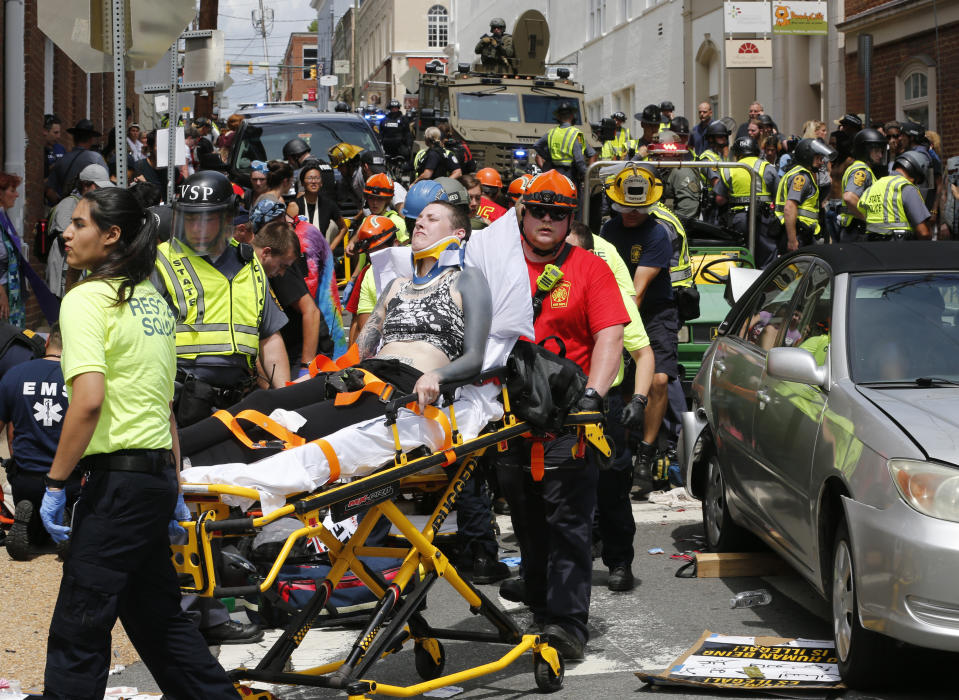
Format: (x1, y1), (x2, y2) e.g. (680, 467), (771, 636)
(111, 493), (958, 699)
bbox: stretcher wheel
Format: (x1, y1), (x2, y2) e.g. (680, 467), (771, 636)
(413, 638), (446, 680)
(533, 651), (564, 692)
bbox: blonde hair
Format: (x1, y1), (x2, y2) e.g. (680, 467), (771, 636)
(227, 113), (244, 131)
(424, 126), (442, 145)
(926, 130), (941, 155)
(801, 120), (826, 139)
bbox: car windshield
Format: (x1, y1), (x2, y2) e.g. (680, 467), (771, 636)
(521, 95), (583, 124)
(456, 93), (521, 122)
(848, 272), (959, 383)
(234, 120), (380, 172)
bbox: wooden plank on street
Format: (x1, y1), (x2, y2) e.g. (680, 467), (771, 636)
(695, 551), (793, 578)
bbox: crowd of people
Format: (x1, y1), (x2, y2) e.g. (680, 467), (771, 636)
(0, 77), (953, 694)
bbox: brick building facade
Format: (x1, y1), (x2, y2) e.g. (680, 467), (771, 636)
(841, 0), (959, 157)
(2, 0), (136, 326)
(280, 33), (319, 103)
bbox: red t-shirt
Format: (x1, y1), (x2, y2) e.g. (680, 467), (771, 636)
(525, 245), (629, 375)
(477, 197), (507, 222)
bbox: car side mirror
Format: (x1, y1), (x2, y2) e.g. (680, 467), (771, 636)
(725, 266), (763, 305)
(767, 347), (827, 388)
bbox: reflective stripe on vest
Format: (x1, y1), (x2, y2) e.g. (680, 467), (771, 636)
(650, 202), (693, 287)
(547, 126), (584, 166)
(774, 165), (821, 237)
(721, 157), (772, 208)
(838, 161), (873, 226)
(696, 149), (720, 183)
(859, 175), (912, 235)
(155, 240), (266, 367)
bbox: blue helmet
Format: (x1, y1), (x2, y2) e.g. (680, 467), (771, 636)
(401, 180), (449, 218)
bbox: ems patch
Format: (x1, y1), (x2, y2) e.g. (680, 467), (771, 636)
(791, 174), (806, 192)
(549, 281), (571, 309)
(853, 170), (867, 187)
(630, 245), (644, 263)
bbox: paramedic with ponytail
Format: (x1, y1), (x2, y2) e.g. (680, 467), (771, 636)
(39, 187), (237, 699)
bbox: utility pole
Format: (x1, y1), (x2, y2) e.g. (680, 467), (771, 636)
(252, 0), (273, 102)
(194, 0), (219, 118)
(351, 0), (358, 108)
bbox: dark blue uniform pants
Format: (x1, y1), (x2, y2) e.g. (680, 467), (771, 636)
(455, 454), (498, 558)
(595, 393), (635, 570)
(498, 435), (598, 643)
(44, 468), (236, 700)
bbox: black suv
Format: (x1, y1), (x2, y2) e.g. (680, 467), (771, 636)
(229, 111), (383, 192)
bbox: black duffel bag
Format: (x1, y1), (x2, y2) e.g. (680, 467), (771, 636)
(505, 336), (587, 433)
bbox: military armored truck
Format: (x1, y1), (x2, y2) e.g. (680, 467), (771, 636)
(414, 10), (599, 179)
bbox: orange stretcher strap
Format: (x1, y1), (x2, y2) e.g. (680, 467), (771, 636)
(212, 409), (306, 450)
(423, 405), (454, 451)
(333, 368), (393, 406)
(312, 438), (341, 483)
(308, 343), (361, 377)
(530, 441), (545, 482)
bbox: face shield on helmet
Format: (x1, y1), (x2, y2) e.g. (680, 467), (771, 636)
(172, 171), (237, 258)
(603, 163), (663, 213)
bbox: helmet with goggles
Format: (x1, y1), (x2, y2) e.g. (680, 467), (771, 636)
(364, 172), (395, 198)
(522, 170), (578, 209)
(172, 170), (238, 258)
(354, 215), (398, 254)
(507, 174), (533, 202)
(603, 163), (663, 212)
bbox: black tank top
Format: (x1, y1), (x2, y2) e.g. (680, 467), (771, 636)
(381, 270), (465, 360)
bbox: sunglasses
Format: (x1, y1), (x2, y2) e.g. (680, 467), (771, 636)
(526, 204), (570, 221)
(886, 133), (901, 140)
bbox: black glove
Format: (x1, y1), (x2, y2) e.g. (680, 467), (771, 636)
(621, 393), (648, 430)
(325, 368), (366, 397)
(576, 388), (605, 414)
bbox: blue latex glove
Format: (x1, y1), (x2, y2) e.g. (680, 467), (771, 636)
(340, 279), (355, 306)
(40, 488), (71, 543)
(297, 366), (311, 379)
(169, 492), (191, 540)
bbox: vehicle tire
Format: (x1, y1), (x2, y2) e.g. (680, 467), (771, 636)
(831, 520), (896, 689)
(533, 652), (564, 692)
(413, 638), (446, 680)
(702, 454), (752, 552)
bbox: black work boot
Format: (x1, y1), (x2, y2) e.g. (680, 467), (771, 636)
(499, 577), (527, 604)
(472, 548), (510, 584)
(607, 566), (635, 592)
(631, 442), (657, 500)
(7, 501), (34, 561)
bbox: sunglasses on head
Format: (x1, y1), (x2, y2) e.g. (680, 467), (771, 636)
(526, 204), (570, 221)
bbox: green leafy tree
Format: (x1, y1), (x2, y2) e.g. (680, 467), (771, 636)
(307, 19), (318, 32)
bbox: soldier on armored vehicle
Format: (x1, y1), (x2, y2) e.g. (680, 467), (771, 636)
(475, 18), (516, 73)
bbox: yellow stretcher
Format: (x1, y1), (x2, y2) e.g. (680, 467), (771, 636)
(172, 373), (611, 699)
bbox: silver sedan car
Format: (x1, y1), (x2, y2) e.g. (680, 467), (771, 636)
(681, 243), (959, 689)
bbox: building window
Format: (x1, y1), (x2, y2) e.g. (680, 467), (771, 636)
(897, 57), (936, 130)
(303, 45), (317, 79)
(427, 5), (448, 48)
(589, 0), (606, 40)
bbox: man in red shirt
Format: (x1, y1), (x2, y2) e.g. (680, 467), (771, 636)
(497, 170), (628, 661)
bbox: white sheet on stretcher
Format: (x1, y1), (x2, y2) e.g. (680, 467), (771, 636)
(180, 383), (504, 515)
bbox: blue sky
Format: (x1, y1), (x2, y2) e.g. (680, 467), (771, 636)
(218, 0), (317, 109)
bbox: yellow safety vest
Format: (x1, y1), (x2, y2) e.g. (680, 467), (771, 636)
(696, 149), (721, 183)
(774, 164), (821, 238)
(839, 160), (873, 227)
(155, 240), (266, 368)
(719, 156), (772, 210)
(649, 202), (693, 288)
(413, 147), (452, 175)
(547, 125), (585, 166)
(857, 174), (913, 236)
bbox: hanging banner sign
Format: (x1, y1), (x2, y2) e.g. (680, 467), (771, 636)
(723, 2), (772, 34)
(772, 1), (827, 35)
(726, 39), (773, 68)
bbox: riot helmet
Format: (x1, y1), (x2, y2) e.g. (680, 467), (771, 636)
(705, 120), (731, 141)
(893, 150), (930, 185)
(334, 102), (350, 112)
(172, 170), (238, 258)
(612, 111), (627, 123)
(282, 137), (310, 161)
(852, 128), (887, 168)
(669, 116), (690, 136)
(792, 138), (836, 171)
(387, 99), (401, 111)
(731, 136), (760, 160)
(660, 100), (675, 113)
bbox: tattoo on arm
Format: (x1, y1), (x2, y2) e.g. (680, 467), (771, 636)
(356, 279), (395, 359)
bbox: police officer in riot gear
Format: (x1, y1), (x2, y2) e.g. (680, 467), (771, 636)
(715, 135), (779, 265)
(856, 150), (932, 240)
(659, 101), (675, 130)
(475, 17), (515, 72)
(282, 138), (311, 170)
(600, 111), (631, 160)
(774, 138), (836, 251)
(155, 170), (291, 428)
(379, 99), (413, 162)
(697, 120), (730, 223)
(839, 128), (886, 242)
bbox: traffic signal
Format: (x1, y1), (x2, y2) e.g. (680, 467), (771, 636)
(248, 61), (253, 75)
(225, 61), (231, 74)
(310, 65), (317, 80)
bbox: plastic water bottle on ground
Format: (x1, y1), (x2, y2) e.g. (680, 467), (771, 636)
(730, 589), (772, 609)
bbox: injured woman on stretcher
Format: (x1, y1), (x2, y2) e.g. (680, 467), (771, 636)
(178, 202), (533, 514)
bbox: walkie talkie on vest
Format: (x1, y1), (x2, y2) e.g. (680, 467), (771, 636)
(531, 244), (572, 321)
